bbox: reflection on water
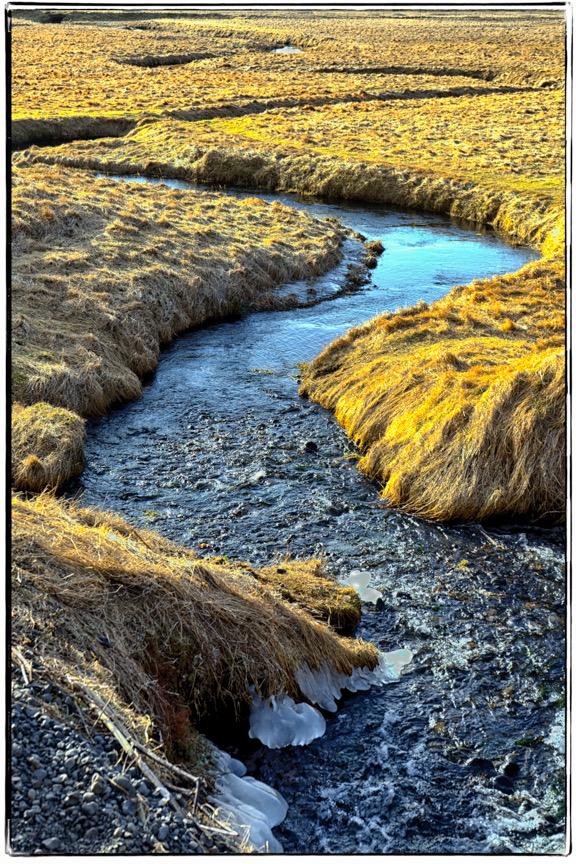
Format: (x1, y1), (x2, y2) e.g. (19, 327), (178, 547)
(271, 45), (303, 53)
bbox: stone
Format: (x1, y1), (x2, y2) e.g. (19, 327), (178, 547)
(158, 824), (170, 842)
(466, 756), (495, 775)
(111, 774), (136, 797)
(494, 775), (515, 794)
(42, 837), (60, 851)
(90, 773), (108, 795)
(121, 798), (137, 816)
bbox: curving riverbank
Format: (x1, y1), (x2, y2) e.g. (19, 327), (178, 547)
(21, 124), (565, 522)
(10, 8), (566, 854)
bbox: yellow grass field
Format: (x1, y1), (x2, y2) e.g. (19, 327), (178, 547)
(10, 8), (566, 795)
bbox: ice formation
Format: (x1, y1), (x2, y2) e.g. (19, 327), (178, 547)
(209, 748), (288, 853)
(340, 569), (383, 604)
(248, 693), (326, 748)
(249, 648), (413, 749)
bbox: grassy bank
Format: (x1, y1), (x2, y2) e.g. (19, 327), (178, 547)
(301, 260), (565, 522)
(20, 111), (565, 522)
(11, 10), (563, 127)
(11, 158), (351, 489)
(12, 493), (371, 760)
(10, 9), (566, 801)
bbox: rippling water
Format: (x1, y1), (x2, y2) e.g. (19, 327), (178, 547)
(67, 178), (565, 854)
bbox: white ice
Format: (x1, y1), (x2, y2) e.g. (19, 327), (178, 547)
(249, 647), (413, 749)
(248, 693), (326, 748)
(213, 773), (288, 827)
(339, 569), (383, 603)
(209, 748), (288, 853)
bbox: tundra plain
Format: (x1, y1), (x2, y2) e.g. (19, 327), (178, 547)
(10, 8), (566, 847)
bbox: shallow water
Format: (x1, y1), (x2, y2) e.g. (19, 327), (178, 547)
(67, 180), (565, 853)
(271, 45), (303, 53)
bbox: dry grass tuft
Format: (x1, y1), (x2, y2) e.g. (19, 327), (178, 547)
(12, 494), (378, 756)
(301, 257), (565, 522)
(11, 402), (86, 491)
(232, 559), (362, 633)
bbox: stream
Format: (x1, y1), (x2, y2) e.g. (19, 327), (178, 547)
(66, 176), (565, 854)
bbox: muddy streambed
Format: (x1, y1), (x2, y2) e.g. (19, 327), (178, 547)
(67, 178), (565, 854)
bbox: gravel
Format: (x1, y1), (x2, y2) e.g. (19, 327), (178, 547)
(9, 682), (231, 855)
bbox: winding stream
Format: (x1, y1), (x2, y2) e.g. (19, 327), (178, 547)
(67, 177), (565, 853)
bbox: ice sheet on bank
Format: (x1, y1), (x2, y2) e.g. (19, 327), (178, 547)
(209, 748), (288, 853)
(249, 647), (413, 748)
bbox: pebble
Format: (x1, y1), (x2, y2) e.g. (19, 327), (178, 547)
(42, 837), (60, 851)
(10, 686), (245, 855)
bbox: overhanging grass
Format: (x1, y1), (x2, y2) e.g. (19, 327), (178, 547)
(12, 493), (377, 758)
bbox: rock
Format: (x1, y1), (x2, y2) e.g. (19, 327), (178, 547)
(111, 774), (137, 797)
(465, 756), (495, 775)
(501, 758), (520, 777)
(90, 773), (108, 795)
(81, 802), (99, 817)
(158, 824), (170, 842)
(493, 775), (515, 794)
(42, 837), (60, 851)
(122, 799), (137, 816)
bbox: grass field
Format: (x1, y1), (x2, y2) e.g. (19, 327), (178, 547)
(10, 8), (566, 783)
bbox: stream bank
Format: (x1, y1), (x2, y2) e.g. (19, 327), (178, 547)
(66, 180), (565, 853)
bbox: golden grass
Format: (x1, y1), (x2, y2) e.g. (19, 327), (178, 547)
(11, 11), (564, 126)
(11, 402), (86, 491)
(300, 256), (565, 522)
(9, 11), (567, 787)
(11, 159), (348, 483)
(28, 115), (563, 253)
(12, 493), (377, 757)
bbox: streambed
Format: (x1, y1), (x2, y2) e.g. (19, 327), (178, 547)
(67, 179), (565, 853)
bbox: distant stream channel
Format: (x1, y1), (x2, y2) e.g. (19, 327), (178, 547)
(66, 176), (565, 854)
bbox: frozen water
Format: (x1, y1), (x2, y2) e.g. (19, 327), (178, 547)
(249, 694), (327, 748)
(212, 748), (247, 777)
(360, 587), (384, 604)
(214, 773), (288, 826)
(210, 798), (284, 853)
(249, 649), (413, 748)
(209, 749), (288, 852)
(340, 570), (383, 603)
(346, 570), (371, 590)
